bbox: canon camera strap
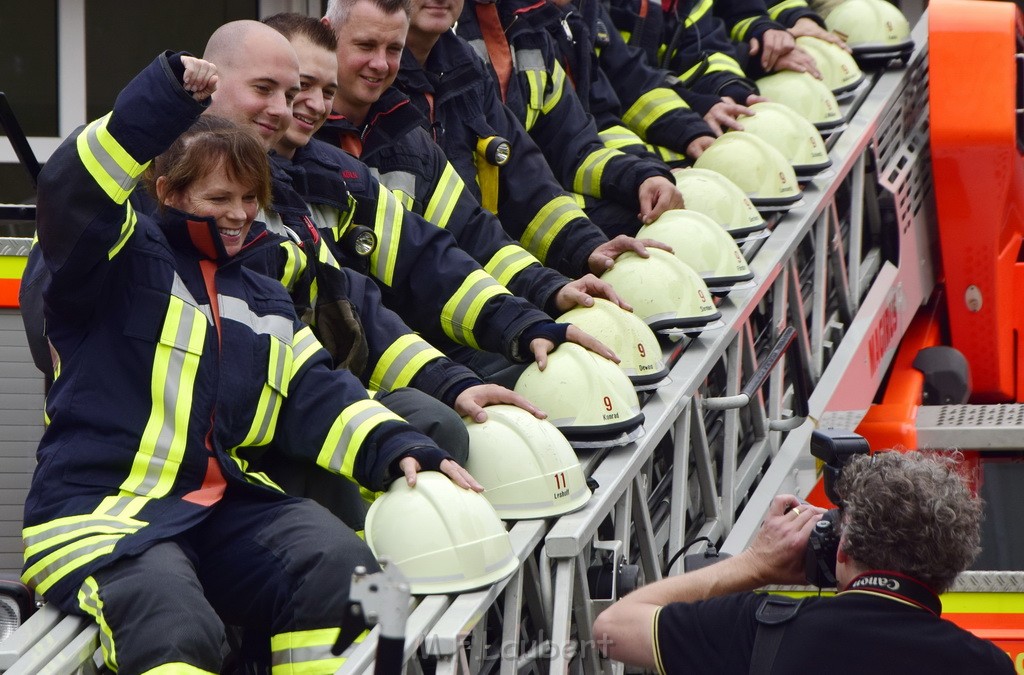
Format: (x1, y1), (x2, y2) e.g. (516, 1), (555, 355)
(839, 571), (942, 616)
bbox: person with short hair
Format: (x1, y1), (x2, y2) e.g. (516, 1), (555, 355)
(23, 52), (476, 674)
(593, 450), (1015, 674)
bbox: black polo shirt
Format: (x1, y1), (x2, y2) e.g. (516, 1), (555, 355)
(654, 590), (1014, 674)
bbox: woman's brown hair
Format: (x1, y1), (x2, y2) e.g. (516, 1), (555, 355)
(146, 115), (272, 210)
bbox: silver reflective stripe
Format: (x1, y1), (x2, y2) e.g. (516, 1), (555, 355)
(377, 339), (436, 391)
(380, 170), (418, 200)
(488, 246), (535, 284)
(83, 116), (137, 197)
(27, 535), (121, 591)
(271, 644), (337, 668)
(467, 38), (489, 63)
(23, 516), (138, 551)
(219, 294), (293, 342)
(171, 273), (213, 324)
(447, 274), (502, 345)
(514, 47), (546, 72)
(325, 406), (385, 472)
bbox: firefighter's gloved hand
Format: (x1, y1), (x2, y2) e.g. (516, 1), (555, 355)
(553, 273), (632, 313)
(180, 56), (218, 101)
(588, 235), (673, 275)
(455, 383), (546, 423)
(398, 453), (483, 492)
(638, 176), (684, 224)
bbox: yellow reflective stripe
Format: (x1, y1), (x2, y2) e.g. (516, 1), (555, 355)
(686, 0), (713, 25)
(424, 162), (465, 228)
(121, 295), (207, 498)
(142, 665), (219, 674)
(278, 241), (305, 293)
(271, 627), (366, 675)
(705, 52), (746, 77)
(485, 244), (540, 286)
(76, 113), (150, 205)
(572, 146), (620, 197)
(523, 71), (545, 132)
(96, 495), (149, 519)
(369, 334), (445, 392)
(78, 576), (118, 671)
(651, 143), (688, 162)
(769, 0), (808, 19)
(542, 62), (567, 114)
(24, 534), (121, 594)
(238, 336), (290, 447)
(622, 88), (690, 136)
(731, 16), (759, 41)
(440, 269), (510, 349)
(393, 189), (414, 210)
(521, 194), (586, 263)
(317, 399), (403, 477)
(290, 326), (322, 376)
(599, 125), (645, 150)
(108, 206), (136, 260)
(369, 185), (403, 286)
(23, 513), (144, 558)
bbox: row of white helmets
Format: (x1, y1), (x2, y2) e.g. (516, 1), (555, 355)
(362, 1), (915, 595)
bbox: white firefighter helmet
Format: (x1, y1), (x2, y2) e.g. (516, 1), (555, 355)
(733, 101), (832, 177)
(672, 167), (766, 237)
(795, 35), (865, 94)
(693, 132), (801, 208)
(463, 404), (591, 519)
(825, 0), (913, 65)
(636, 210), (754, 290)
(513, 342), (644, 441)
(364, 471), (518, 594)
(558, 298), (668, 386)
(600, 249), (721, 331)
(755, 71), (844, 132)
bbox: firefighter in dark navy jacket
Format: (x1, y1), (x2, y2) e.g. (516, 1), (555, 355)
(22, 51), (478, 674)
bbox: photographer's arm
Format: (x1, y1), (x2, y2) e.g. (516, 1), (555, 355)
(593, 494), (822, 669)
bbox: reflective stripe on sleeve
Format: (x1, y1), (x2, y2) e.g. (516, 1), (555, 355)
(622, 88), (692, 137)
(440, 269), (511, 349)
(77, 113), (150, 205)
(521, 195), (586, 263)
(369, 334), (445, 392)
(316, 399), (403, 478)
(485, 244), (540, 287)
(423, 162), (465, 228)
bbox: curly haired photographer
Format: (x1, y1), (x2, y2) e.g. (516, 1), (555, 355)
(593, 450), (1014, 674)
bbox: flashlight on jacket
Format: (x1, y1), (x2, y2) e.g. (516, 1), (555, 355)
(342, 224), (377, 257)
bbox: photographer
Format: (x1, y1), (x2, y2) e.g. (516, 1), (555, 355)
(593, 450), (1014, 673)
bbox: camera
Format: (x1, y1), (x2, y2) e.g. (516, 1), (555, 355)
(803, 429), (870, 587)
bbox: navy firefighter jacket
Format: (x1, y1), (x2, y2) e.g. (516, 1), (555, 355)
(22, 52), (437, 614)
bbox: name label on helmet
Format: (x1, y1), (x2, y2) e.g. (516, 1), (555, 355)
(603, 412), (620, 420)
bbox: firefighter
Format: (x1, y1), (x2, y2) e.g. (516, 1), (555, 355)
(451, 0), (686, 237)
(389, 0), (672, 277)
(604, 0), (801, 134)
(265, 11), (630, 381)
(22, 53), (478, 674)
(292, 9), (629, 328)
(519, 0), (718, 166)
(201, 21), (617, 380)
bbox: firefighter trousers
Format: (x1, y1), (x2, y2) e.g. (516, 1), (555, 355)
(85, 486), (378, 674)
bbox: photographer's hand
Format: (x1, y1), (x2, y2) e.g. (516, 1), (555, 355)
(747, 494), (826, 585)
